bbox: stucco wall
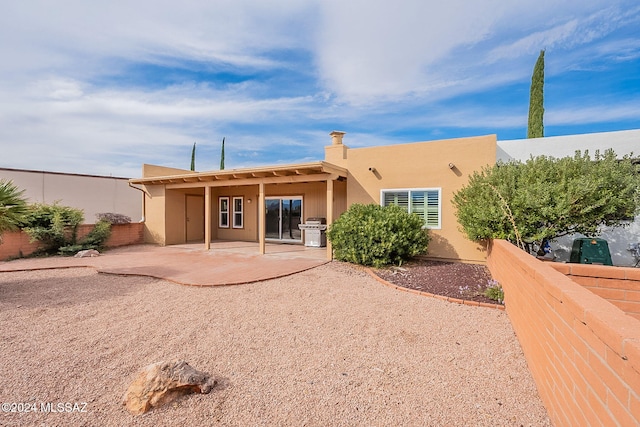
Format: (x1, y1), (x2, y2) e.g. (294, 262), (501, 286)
(332, 180), (347, 220)
(341, 135), (497, 263)
(213, 186), (258, 242)
(497, 129), (640, 162)
(1, 168), (142, 223)
(142, 185), (166, 245)
(142, 164), (193, 178)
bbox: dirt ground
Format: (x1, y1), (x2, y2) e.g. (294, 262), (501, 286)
(374, 260), (500, 304)
(0, 263), (549, 426)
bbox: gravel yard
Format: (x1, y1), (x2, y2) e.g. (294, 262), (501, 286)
(0, 263), (549, 426)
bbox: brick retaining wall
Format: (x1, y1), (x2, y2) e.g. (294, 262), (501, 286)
(549, 263), (640, 321)
(0, 231), (42, 259)
(0, 223), (144, 260)
(487, 239), (640, 426)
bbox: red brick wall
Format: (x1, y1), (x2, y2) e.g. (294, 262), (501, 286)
(0, 223), (144, 260)
(0, 230), (43, 259)
(550, 263), (640, 322)
(487, 239), (640, 427)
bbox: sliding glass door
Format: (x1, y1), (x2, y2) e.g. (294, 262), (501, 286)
(265, 197), (303, 242)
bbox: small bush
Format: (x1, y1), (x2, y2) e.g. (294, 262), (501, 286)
(59, 220), (112, 256)
(96, 212), (131, 224)
(326, 203), (429, 267)
(483, 279), (504, 304)
(22, 202), (84, 254)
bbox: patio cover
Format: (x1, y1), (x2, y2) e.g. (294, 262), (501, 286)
(130, 161), (348, 259)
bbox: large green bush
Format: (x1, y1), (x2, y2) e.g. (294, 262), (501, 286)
(22, 203), (114, 256)
(326, 203), (429, 267)
(453, 150), (640, 251)
(22, 203), (84, 254)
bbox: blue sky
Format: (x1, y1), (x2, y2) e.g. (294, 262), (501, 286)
(1, 0), (639, 178)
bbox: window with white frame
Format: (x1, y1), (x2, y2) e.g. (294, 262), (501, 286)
(233, 197), (243, 228)
(381, 188), (441, 229)
(219, 197), (229, 228)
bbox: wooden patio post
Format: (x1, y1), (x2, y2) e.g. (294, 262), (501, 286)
(204, 185), (211, 250)
(259, 181), (265, 255)
(326, 178), (333, 260)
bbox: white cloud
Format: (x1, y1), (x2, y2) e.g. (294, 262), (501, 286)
(314, 0), (637, 103)
(314, 0), (509, 102)
(0, 0), (316, 78)
(547, 102), (640, 125)
(0, 76), (326, 177)
(0, 0), (638, 177)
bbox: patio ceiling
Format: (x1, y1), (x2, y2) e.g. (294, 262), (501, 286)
(129, 161), (347, 187)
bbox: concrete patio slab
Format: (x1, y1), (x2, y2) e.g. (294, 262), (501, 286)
(0, 242), (329, 286)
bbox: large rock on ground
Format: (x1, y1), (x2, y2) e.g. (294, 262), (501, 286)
(74, 249), (100, 258)
(122, 360), (217, 415)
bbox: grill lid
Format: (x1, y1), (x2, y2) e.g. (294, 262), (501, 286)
(305, 217), (326, 224)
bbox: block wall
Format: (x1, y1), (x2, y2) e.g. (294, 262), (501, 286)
(0, 223), (144, 260)
(487, 239), (640, 427)
(0, 231), (42, 259)
(550, 263), (640, 321)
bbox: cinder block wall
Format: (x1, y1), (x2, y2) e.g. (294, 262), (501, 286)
(550, 263), (640, 321)
(487, 239), (640, 427)
(0, 223), (144, 260)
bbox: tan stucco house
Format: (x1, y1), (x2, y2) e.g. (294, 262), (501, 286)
(129, 132), (497, 263)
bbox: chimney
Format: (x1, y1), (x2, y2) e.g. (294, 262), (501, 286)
(330, 131), (346, 145)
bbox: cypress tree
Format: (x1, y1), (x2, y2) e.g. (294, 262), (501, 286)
(527, 50), (545, 138)
(220, 137), (225, 170)
(190, 142), (196, 171)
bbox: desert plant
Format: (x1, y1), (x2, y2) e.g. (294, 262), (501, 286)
(0, 179), (28, 241)
(326, 203), (429, 267)
(58, 220), (111, 255)
(22, 202), (84, 254)
(483, 279), (504, 304)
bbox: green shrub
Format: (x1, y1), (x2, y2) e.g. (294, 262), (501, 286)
(483, 279), (504, 304)
(453, 150), (640, 252)
(81, 220), (112, 248)
(326, 203), (429, 267)
(22, 203), (84, 254)
(58, 220), (111, 255)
